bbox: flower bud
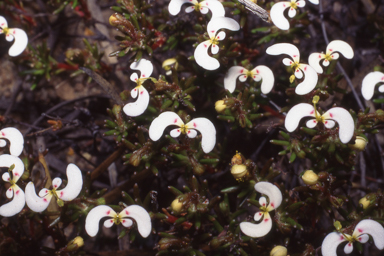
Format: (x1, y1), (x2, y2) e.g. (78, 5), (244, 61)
(302, 170), (318, 185)
(231, 164), (248, 181)
(231, 152), (243, 165)
(270, 245), (287, 256)
(109, 13), (119, 26)
(348, 136), (368, 151)
(171, 198), (183, 214)
(66, 236), (84, 252)
(215, 100), (226, 113)
(162, 58), (178, 75)
(359, 196), (370, 209)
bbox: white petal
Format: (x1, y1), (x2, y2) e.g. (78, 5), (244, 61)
(2, 172), (10, 182)
(306, 119), (318, 128)
(38, 188), (49, 197)
(149, 112), (184, 141)
(185, 118), (216, 153)
(186, 129), (198, 138)
(308, 0), (319, 4)
(85, 205), (117, 237)
(200, 6), (209, 14)
(185, 6), (195, 13)
(0, 154), (24, 183)
(52, 177), (62, 189)
(270, 2), (291, 30)
(6, 186), (13, 199)
(194, 41), (219, 70)
(321, 232), (347, 256)
(170, 128), (182, 138)
(207, 17), (240, 38)
(255, 182), (282, 210)
(0, 127), (24, 156)
(123, 86), (150, 117)
(130, 72), (139, 83)
(130, 58), (153, 78)
(259, 196), (267, 207)
(239, 74), (248, 82)
(240, 214), (273, 238)
(361, 71), (384, 100)
(104, 219), (115, 228)
(326, 40), (354, 59)
(282, 57), (294, 66)
(130, 86), (138, 99)
(119, 205), (152, 238)
(254, 211), (264, 221)
(353, 219), (384, 250)
(324, 119), (335, 129)
(0, 16), (8, 29)
(343, 242), (354, 254)
(288, 7), (296, 18)
(357, 234), (369, 243)
(224, 66), (246, 93)
(323, 107), (354, 144)
(266, 43), (300, 63)
(295, 68), (303, 79)
(329, 53), (339, 60)
(285, 103), (316, 132)
(296, 0), (306, 7)
(55, 163), (83, 201)
(379, 84), (384, 92)
(121, 218), (134, 228)
(0, 140), (6, 147)
(215, 31), (226, 41)
(295, 64), (318, 95)
(6, 33), (14, 42)
(25, 182), (52, 212)
(251, 66), (275, 94)
(210, 44), (220, 55)
(8, 28), (28, 57)
(201, 0), (225, 17)
(0, 185), (25, 217)
(168, 0), (193, 15)
(308, 53), (325, 74)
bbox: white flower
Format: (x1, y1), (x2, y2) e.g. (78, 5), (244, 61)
(270, 0), (315, 30)
(308, 40), (354, 74)
(168, 0), (225, 18)
(361, 71), (384, 100)
(0, 16), (28, 56)
(194, 17), (240, 70)
(266, 43), (318, 95)
(85, 205), (152, 238)
(0, 154), (25, 217)
(240, 182), (282, 238)
(0, 127), (24, 156)
(149, 111), (216, 153)
(224, 65), (274, 94)
(321, 219), (384, 256)
(123, 59), (153, 117)
(25, 163), (83, 212)
(284, 96), (354, 144)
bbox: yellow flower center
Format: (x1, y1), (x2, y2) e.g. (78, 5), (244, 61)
(324, 53), (333, 62)
(180, 124), (188, 134)
(289, 1), (298, 9)
(50, 187), (64, 207)
(194, 3), (202, 12)
(209, 36), (219, 45)
(113, 215), (122, 225)
(312, 96), (325, 123)
(2, 27), (9, 35)
(290, 61), (299, 70)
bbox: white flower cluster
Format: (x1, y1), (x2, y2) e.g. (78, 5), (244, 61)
(0, 16), (28, 56)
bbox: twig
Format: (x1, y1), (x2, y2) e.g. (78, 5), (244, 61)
(91, 146), (125, 180)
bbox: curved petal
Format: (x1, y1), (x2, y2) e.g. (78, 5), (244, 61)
(123, 86), (150, 117)
(239, 74), (248, 82)
(25, 182), (52, 212)
(240, 216), (273, 238)
(294, 68), (303, 79)
(308, 52), (325, 74)
(194, 41), (220, 70)
(0, 154), (24, 182)
(288, 7), (296, 18)
(6, 186), (13, 199)
(121, 218), (134, 228)
(308, 0), (319, 4)
(131, 87), (139, 99)
(0, 16), (8, 29)
(149, 112), (184, 141)
(330, 53), (339, 60)
(323, 107), (354, 144)
(119, 205), (152, 238)
(2, 172), (10, 182)
(357, 234), (369, 243)
(327, 40), (354, 59)
(0, 140), (6, 147)
(285, 103), (316, 132)
(52, 177), (62, 189)
(200, 6), (209, 14)
(0, 185), (25, 217)
(6, 33), (14, 42)
(324, 119), (335, 129)
(259, 196), (267, 207)
(282, 57), (294, 66)
(201, 0), (225, 17)
(306, 119), (318, 128)
(186, 118), (216, 153)
(210, 44), (220, 55)
(168, 0), (193, 15)
(170, 128), (182, 138)
(254, 211), (264, 221)
(255, 182), (282, 210)
(343, 242), (354, 254)
(379, 84), (384, 93)
(56, 163), (83, 201)
(266, 43), (300, 63)
(130, 58), (153, 78)
(224, 66), (247, 93)
(8, 28), (28, 57)
(321, 232), (347, 256)
(361, 71), (384, 100)
(207, 17), (240, 38)
(38, 188), (49, 197)
(295, 64), (318, 95)
(130, 72), (139, 83)
(0, 127), (24, 156)
(186, 129), (197, 138)
(270, 2), (290, 30)
(85, 205), (117, 237)
(353, 219), (384, 250)
(104, 219), (115, 228)
(215, 31), (226, 41)
(185, 6), (196, 13)
(251, 65), (274, 94)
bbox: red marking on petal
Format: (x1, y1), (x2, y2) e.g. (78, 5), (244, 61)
(340, 235), (344, 240)
(259, 213), (262, 216)
(325, 121), (328, 124)
(15, 173), (19, 176)
(256, 69), (259, 73)
(13, 30), (15, 34)
(45, 190), (48, 193)
(358, 228), (363, 233)
(174, 119), (178, 123)
(204, 44), (207, 48)
(271, 203), (274, 207)
(134, 89), (137, 91)
(177, 129), (180, 132)
(319, 55), (322, 58)
(140, 91), (143, 95)
(7, 178), (10, 181)
(107, 210), (111, 215)
(54, 185), (57, 188)
(1, 132), (5, 136)
(264, 219), (269, 222)
(310, 110), (314, 114)
(240, 69), (244, 73)
(381, 76), (384, 81)
(293, 55), (297, 57)
(329, 113), (333, 118)
(211, 30), (215, 33)
(296, 69), (299, 72)
(134, 78), (137, 81)
(359, 237), (362, 241)
(329, 49), (333, 51)
(206, 3), (208, 5)
(43, 198), (48, 202)
(243, 75), (247, 79)
(192, 6), (195, 9)
(217, 36), (220, 39)
(8, 188), (11, 191)
(142, 74), (146, 77)
(1, 23), (4, 26)
(60, 191), (63, 197)
(125, 210), (129, 215)
(289, 61), (293, 64)
(122, 220), (125, 223)
(348, 243), (351, 247)
(283, 4), (286, 7)
(200, 7), (203, 10)
(16, 190), (20, 195)
(193, 122), (197, 128)
(313, 120), (316, 123)
(188, 130), (190, 133)
(262, 203), (266, 206)
(110, 220), (113, 223)
(253, 76), (256, 78)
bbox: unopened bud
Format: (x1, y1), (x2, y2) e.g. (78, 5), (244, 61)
(162, 58), (178, 75)
(66, 236), (84, 252)
(348, 136), (368, 151)
(215, 100), (227, 113)
(302, 170), (318, 185)
(109, 13), (119, 26)
(171, 198), (183, 214)
(359, 196), (370, 209)
(231, 164), (248, 181)
(270, 245), (287, 256)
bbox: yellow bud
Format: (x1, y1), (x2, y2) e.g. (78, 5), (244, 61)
(231, 164), (248, 181)
(359, 196), (370, 209)
(270, 245), (287, 256)
(312, 95), (320, 104)
(348, 136), (368, 151)
(302, 170), (319, 185)
(162, 58), (178, 75)
(215, 100), (227, 113)
(231, 152), (243, 165)
(289, 74), (295, 83)
(171, 198), (183, 213)
(66, 236), (84, 252)
(109, 14), (118, 26)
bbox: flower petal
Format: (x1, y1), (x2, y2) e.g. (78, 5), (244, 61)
(282, 57), (294, 66)
(288, 7), (296, 18)
(0, 185), (25, 217)
(207, 17), (240, 36)
(2, 172), (10, 182)
(295, 68), (303, 79)
(210, 44), (220, 55)
(308, 53), (325, 74)
(326, 40), (354, 59)
(285, 103), (316, 132)
(25, 182), (52, 212)
(295, 64), (318, 95)
(121, 218), (134, 228)
(56, 163), (83, 201)
(0, 154), (24, 183)
(185, 6), (195, 13)
(0, 16), (8, 29)
(149, 112), (184, 141)
(168, 0), (193, 15)
(130, 72), (139, 83)
(323, 107), (354, 144)
(123, 86), (150, 117)
(201, 0), (225, 17)
(104, 219), (115, 228)
(353, 219), (384, 250)
(85, 205), (117, 237)
(215, 31), (226, 41)
(251, 65), (275, 94)
(343, 242), (354, 254)
(357, 234), (369, 243)
(130, 58), (153, 79)
(0, 127), (24, 156)
(324, 120), (335, 129)
(119, 205), (152, 238)
(38, 188), (49, 197)
(186, 129), (197, 138)
(308, 0), (319, 4)
(259, 196), (267, 207)
(170, 128), (182, 138)
(361, 71), (384, 100)
(8, 28), (28, 57)
(194, 40), (220, 70)
(6, 186), (13, 199)
(52, 177), (62, 189)
(224, 66), (247, 93)
(306, 119), (318, 128)
(321, 232), (347, 256)
(270, 2), (290, 30)
(240, 214), (273, 238)
(255, 182), (282, 210)
(185, 118), (216, 153)
(254, 211), (264, 221)
(266, 43), (300, 63)
(199, 6), (209, 14)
